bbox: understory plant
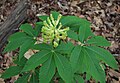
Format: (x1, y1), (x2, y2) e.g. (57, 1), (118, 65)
(1, 11), (118, 83)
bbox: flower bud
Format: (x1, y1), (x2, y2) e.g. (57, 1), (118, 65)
(50, 14), (55, 26)
(58, 23), (62, 30)
(43, 21), (49, 28)
(55, 14), (62, 27)
(53, 41), (58, 47)
(47, 17), (53, 27)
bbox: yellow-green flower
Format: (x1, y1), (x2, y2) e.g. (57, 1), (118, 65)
(41, 13), (69, 47)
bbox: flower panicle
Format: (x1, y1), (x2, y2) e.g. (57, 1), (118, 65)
(41, 13), (69, 47)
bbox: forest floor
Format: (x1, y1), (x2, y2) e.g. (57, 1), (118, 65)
(0, 0), (120, 83)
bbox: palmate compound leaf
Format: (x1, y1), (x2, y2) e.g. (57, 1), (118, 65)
(75, 47), (105, 83)
(1, 66), (23, 79)
(61, 16), (91, 31)
(22, 50), (51, 72)
(15, 73), (30, 83)
(85, 46), (118, 69)
(18, 38), (35, 60)
(78, 24), (94, 43)
(86, 36), (111, 46)
(82, 47), (106, 83)
(3, 32), (31, 53)
(54, 53), (73, 83)
(70, 45), (82, 73)
(39, 54), (55, 83)
(20, 23), (35, 37)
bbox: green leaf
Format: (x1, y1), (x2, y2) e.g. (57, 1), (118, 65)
(35, 69), (39, 77)
(83, 47), (105, 83)
(78, 25), (93, 43)
(67, 30), (78, 41)
(39, 55), (55, 83)
(3, 33), (31, 53)
(8, 32), (29, 41)
(74, 75), (84, 83)
(61, 16), (90, 31)
(22, 50), (51, 72)
(86, 36), (111, 46)
(1, 66), (22, 79)
(86, 73), (91, 80)
(30, 73), (39, 83)
(70, 46), (82, 73)
(54, 53), (73, 83)
(20, 23), (35, 37)
(85, 46), (118, 69)
(55, 42), (74, 54)
(51, 11), (60, 20)
(14, 56), (27, 67)
(38, 15), (48, 21)
(77, 50), (85, 73)
(31, 43), (53, 51)
(15, 73), (30, 83)
(3, 40), (23, 53)
(34, 22), (43, 36)
(19, 38), (35, 60)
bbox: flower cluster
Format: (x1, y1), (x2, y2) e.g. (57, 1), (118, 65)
(41, 14), (69, 47)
